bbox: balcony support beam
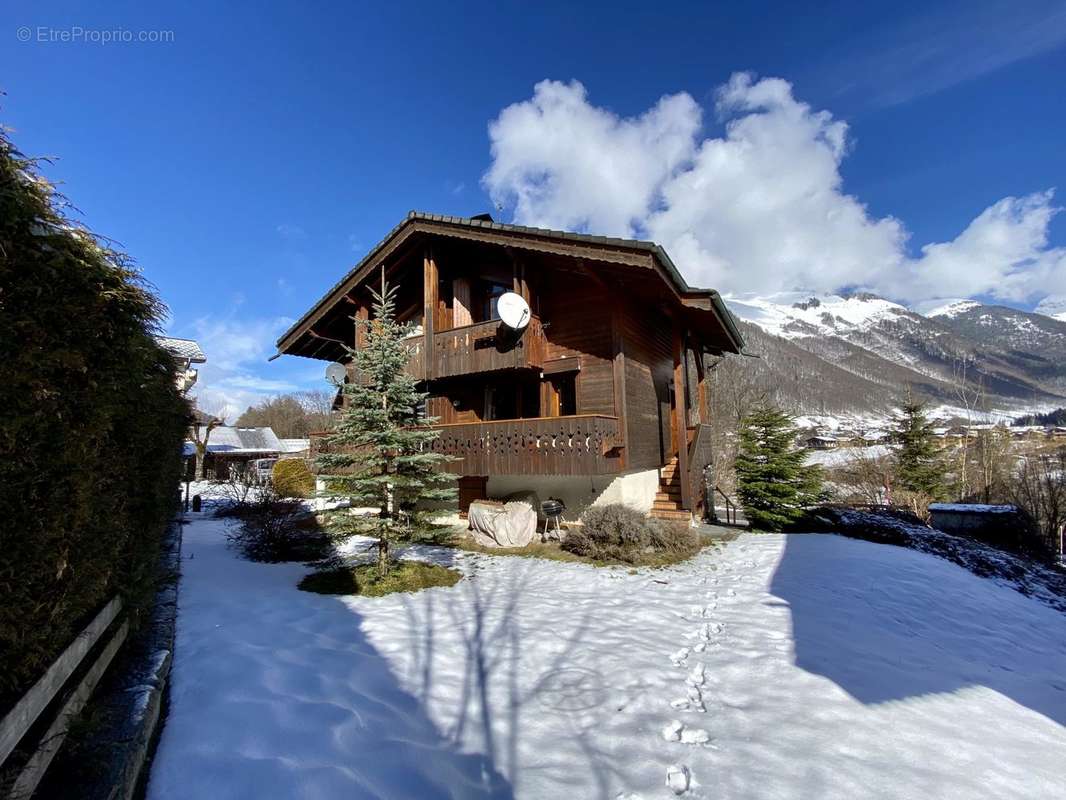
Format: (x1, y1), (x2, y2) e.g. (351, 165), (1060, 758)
(423, 247), (437, 381)
(673, 324), (692, 511)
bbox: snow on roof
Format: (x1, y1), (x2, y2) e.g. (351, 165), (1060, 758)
(279, 438), (310, 453)
(184, 426), (282, 455)
(156, 336), (206, 363)
(928, 503), (1018, 514)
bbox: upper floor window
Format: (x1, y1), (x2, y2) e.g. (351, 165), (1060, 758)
(482, 281), (509, 322)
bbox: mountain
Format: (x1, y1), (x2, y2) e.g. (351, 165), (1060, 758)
(725, 292), (1066, 418)
(924, 300), (1066, 396)
(1034, 295), (1066, 323)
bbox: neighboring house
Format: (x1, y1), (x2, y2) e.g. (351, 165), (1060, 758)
(156, 336), (206, 394)
(805, 435), (839, 450)
(279, 438), (311, 457)
(274, 211), (744, 520)
(184, 426), (282, 479)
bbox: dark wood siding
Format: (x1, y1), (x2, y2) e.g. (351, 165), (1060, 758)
(539, 275), (615, 416)
(618, 303), (672, 470)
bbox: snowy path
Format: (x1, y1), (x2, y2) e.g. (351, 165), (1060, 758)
(148, 516), (1066, 799)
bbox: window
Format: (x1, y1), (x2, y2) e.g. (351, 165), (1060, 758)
(475, 281), (510, 322)
(486, 282), (509, 321)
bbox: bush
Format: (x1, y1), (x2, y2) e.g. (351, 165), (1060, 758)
(562, 504), (699, 564)
(225, 490), (330, 563)
(0, 130), (187, 710)
(272, 458), (314, 498)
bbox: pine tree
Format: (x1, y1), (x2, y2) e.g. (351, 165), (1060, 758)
(891, 397), (946, 501)
(316, 274), (455, 576)
(735, 406), (824, 531)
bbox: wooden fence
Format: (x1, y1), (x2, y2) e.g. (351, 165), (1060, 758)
(0, 597), (127, 799)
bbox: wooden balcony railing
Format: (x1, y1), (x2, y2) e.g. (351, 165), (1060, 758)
(428, 414), (621, 476)
(346, 317), (545, 382)
(311, 414), (623, 476)
(431, 316), (545, 379)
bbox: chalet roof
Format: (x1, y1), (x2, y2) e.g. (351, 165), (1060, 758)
(157, 336), (206, 363)
(184, 426), (282, 456)
(274, 211), (745, 359)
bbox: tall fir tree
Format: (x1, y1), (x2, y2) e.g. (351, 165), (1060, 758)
(891, 396), (946, 500)
(316, 274), (455, 575)
(735, 406), (824, 531)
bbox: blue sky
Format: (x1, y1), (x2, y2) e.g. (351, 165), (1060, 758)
(4, 0), (1065, 413)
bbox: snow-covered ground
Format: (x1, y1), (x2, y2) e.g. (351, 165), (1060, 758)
(805, 444), (890, 468)
(148, 515), (1066, 799)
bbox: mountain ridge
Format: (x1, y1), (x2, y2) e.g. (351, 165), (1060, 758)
(724, 292), (1066, 418)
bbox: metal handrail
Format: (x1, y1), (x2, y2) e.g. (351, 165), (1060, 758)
(715, 485), (737, 526)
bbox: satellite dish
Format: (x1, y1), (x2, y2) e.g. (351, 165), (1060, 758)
(497, 292), (531, 330)
(324, 362), (347, 386)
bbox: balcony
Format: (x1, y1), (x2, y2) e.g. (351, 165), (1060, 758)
(431, 316), (545, 379)
(311, 414), (623, 476)
(428, 414), (621, 476)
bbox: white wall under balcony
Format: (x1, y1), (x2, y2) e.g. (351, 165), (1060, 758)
(487, 467), (659, 521)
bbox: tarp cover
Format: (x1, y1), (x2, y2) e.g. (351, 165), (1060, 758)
(468, 500), (537, 548)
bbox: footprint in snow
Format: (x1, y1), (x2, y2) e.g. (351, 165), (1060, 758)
(687, 663), (705, 686)
(680, 727), (711, 745)
(662, 719), (684, 741)
(670, 647), (690, 666)
(666, 764), (691, 795)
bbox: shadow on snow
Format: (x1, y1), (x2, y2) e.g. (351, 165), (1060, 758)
(768, 534), (1066, 727)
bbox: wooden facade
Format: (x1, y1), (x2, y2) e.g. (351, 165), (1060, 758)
(281, 213), (744, 517)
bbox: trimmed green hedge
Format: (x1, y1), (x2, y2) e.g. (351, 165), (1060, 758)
(0, 130), (188, 710)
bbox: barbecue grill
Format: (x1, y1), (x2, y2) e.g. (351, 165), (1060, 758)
(541, 499), (566, 540)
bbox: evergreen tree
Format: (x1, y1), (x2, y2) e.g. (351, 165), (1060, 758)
(316, 275), (455, 575)
(735, 406), (824, 531)
(891, 397), (946, 500)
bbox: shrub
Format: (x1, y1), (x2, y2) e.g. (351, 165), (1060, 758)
(0, 130), (187, 709)
(225, 489), (330, 563)
(561, 504), (699, 564)
(580, 504), (652, 547)
(272, 458), (314, 498)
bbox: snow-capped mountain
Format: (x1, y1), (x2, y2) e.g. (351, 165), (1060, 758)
(725, 292), (1066, 417)
(1034, 295), (1066, 323)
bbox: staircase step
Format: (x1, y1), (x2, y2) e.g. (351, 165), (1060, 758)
(649, 508), (692, 520)
(652, 501), (684, 511)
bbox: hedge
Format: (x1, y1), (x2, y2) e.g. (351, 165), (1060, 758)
(0, 129), (188, 711)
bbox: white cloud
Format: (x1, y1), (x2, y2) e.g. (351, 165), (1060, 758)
(485, 79), (700, 237)
(483, 73), (1066, 307)
(183, 314), (299, 420)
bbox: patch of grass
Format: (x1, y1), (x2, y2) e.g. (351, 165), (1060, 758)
(298, 560), (462, 597)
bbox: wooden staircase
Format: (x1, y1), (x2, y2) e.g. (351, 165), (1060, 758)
(650, 457), (691, 521)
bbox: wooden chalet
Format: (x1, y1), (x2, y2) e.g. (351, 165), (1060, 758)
(275, 212), (744, 520)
